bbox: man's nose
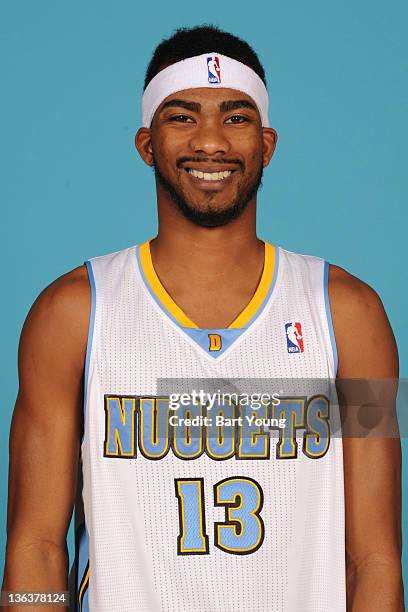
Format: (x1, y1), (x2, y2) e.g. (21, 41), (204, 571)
(189, 123), (231, 156)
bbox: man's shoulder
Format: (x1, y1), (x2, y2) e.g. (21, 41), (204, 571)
(36, 264), (90, 314)
(328, 263), (384, 316)
(21, 265), (91, 354)
(277, 245), (384, 314)
(327, 263), (397, 377)
(28, 242), (140, 332)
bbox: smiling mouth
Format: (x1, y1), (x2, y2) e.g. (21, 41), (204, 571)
(185, 168), (235, 182)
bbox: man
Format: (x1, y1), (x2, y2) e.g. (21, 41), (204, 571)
(2, 25), (404, 612)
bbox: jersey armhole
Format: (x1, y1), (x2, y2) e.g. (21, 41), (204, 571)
(323, 261), (339, 377)
(81, 260), (96, 446)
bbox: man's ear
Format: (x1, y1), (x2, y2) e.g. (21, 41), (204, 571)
(135, 128), (154, 166)
(262, 127), (278, 167)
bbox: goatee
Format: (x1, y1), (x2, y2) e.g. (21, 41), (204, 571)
(153, 164), (263, 228)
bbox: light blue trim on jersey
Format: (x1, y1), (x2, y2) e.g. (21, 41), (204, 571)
(185, 326), (243, 355)
(76, 521), (90, 611)
(136, 245), (280, 358)
(323, 261), (339, 376)
(81, 260), (96, 444)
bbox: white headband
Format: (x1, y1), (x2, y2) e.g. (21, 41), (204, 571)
(142, 52), (269, 127)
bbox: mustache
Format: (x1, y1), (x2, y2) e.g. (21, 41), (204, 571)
(176, 156), (244, 170)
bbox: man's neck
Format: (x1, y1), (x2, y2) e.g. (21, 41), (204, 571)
(148, 204), (267, 329)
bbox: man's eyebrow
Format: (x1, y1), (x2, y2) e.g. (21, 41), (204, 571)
(159, 98), (258, 114)
(160, 99), (201, 113)
(219, 99), (258, 113)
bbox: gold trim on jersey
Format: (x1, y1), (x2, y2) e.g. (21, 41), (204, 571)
(78, 562), (89, 612)
(139, 240), (275, 329)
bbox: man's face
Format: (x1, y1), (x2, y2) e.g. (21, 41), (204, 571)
(136, 87), (277, 227)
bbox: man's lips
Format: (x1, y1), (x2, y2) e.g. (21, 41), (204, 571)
(180, 163), (240, 184)
(183, 167), (237, 183)
(181, 163), (239, 172)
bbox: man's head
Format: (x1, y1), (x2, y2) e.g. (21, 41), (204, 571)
(135, 25), (277, 228)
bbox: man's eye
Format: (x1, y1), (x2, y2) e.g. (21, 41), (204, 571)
(169, 114), (194, 123)
(225, 115), (248, 124)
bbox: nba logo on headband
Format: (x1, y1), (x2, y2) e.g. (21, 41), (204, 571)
(207, 56), (221, 84)
(141, 53), (270, 127)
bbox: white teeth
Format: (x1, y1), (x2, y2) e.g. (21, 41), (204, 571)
(188, 169), (233, 181)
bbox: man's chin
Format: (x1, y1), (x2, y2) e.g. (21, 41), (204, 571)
(175, 200), (247, 228)
(154, 165), (262, 227)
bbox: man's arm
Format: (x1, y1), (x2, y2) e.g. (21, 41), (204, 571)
(1, 265), (90, 611)
(329, 263), (404, 611)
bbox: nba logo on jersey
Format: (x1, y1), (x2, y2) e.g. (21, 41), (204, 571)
(207, 56), (221, 83)
(285, 322), (304, 353)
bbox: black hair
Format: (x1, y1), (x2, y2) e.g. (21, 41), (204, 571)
(143, 24), (267, 90)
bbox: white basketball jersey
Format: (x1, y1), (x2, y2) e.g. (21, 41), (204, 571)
(69, 239), (346, 612)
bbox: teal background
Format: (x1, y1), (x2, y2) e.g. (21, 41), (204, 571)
(1, 0), (406, 601)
